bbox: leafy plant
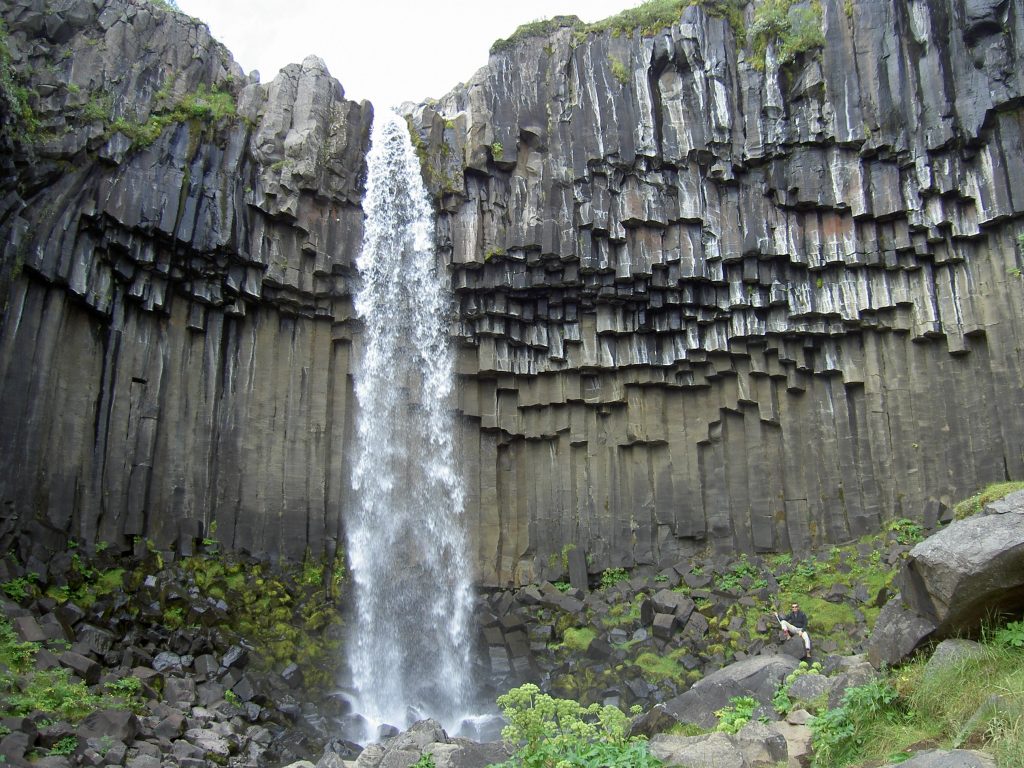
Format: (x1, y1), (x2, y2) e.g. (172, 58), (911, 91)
(224, 689), (242, 707)
(600, 568), (629, 590)
(1, 572), (38, 602)
(886, 518), (923, 545)
(412, 753), (436, 768)
(994, 621), (1024, 649)
(47, 736), (78, 756)
(773, 660), (824, 714)
(810, 679), (902, 767)
(492, 683), (661, 768)
(715, 554), (757, 592)
(715, 695), (759, 734)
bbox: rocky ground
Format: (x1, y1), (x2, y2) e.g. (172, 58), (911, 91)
(3, 491), (1022, 768)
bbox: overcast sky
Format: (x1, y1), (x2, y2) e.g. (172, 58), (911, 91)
(173, 0), (634, 108)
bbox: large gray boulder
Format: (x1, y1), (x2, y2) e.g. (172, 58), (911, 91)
(898, 495), (1024, 633)
(648, 732), (748, 768)
(868, 496), (1024, 666)
(662, 655), (798, 729)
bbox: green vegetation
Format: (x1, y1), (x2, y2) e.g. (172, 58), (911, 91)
(714, 553), (759, 592)
(0, 19), (40, 140)
(47, 736), (78, 756)
(577, 0), (744, 42)
(0, 615), (142, 720)
(109, 82), (238, 147)
(491, 683), (662, 768)
(804, 622), (1024, 767)
(490, 141), (504, 161)
(600, 567), (630, 590)
(748, 0), (825, 69)
(715, 695), (759, 733)
(886, 517), (923, 545)
(490, 16), (583, 55)
(773, 660), (825, 714)
(180, 551), (346, 689)
(559, 627), (597, 653)
(489, 1), (746, 56)
(953, 480), (1024, 520)
(412, 754), (436, 768)
(608, 57), (631, 86)
(603, 594), (645, 629)
(634, 650), (692, 687)
(994, 620), (1024, 649)
(1, 571), (38, 602)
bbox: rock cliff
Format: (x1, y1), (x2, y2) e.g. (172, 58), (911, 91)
(0, 0), (371, 565)
(410, 0), (1024, 583)
(1, 0), (1023, 586)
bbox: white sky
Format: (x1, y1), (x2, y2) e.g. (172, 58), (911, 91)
(174, 0), (634, 108)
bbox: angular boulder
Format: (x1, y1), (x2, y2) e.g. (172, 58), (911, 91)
(898, 496), (1024, 634)
(662, 655), (798, 729)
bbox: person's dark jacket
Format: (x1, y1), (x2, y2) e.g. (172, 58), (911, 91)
(784, 609), (808, 630)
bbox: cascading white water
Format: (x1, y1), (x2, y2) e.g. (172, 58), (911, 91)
(348, 110), (474, 738)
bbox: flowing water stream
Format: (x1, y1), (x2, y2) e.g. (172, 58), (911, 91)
(346, 110), (476, 741)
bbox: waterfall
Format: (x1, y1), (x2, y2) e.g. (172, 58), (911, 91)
(347, 110), (474, 738)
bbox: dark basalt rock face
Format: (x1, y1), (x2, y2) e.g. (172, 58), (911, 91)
(408, 0), (1024, 583)
(0, 0), (371, 563)
(1, 0), (1024, 586)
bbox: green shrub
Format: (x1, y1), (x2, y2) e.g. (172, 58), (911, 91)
(1, 572), (38, 602)
(600, 568), (629, 590)
(810, 679), (903, 767)
(773, 660), (824, 714)
(715, 695), (759, 734)
(886, 518), (923, 545)
(748, 0), (825, 70)
(48, 736), (78, 756)
(492, 683), (661, 768)
(994, 620), (1024, 649)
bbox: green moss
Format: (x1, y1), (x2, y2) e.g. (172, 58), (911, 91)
(953, 481), (1024, 520)
(635, 651), (688, 686)
(602, 594), (645, 628)
(560, 627), (597, 652)
(609, 56), (631, 85)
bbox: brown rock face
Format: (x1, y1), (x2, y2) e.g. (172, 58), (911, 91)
(2, 0), (1024, 586)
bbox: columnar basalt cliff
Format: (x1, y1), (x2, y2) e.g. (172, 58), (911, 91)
(1, 0), (1022, 586)
(409, 0), (1024, 583)
(0, 0), (371, 564)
